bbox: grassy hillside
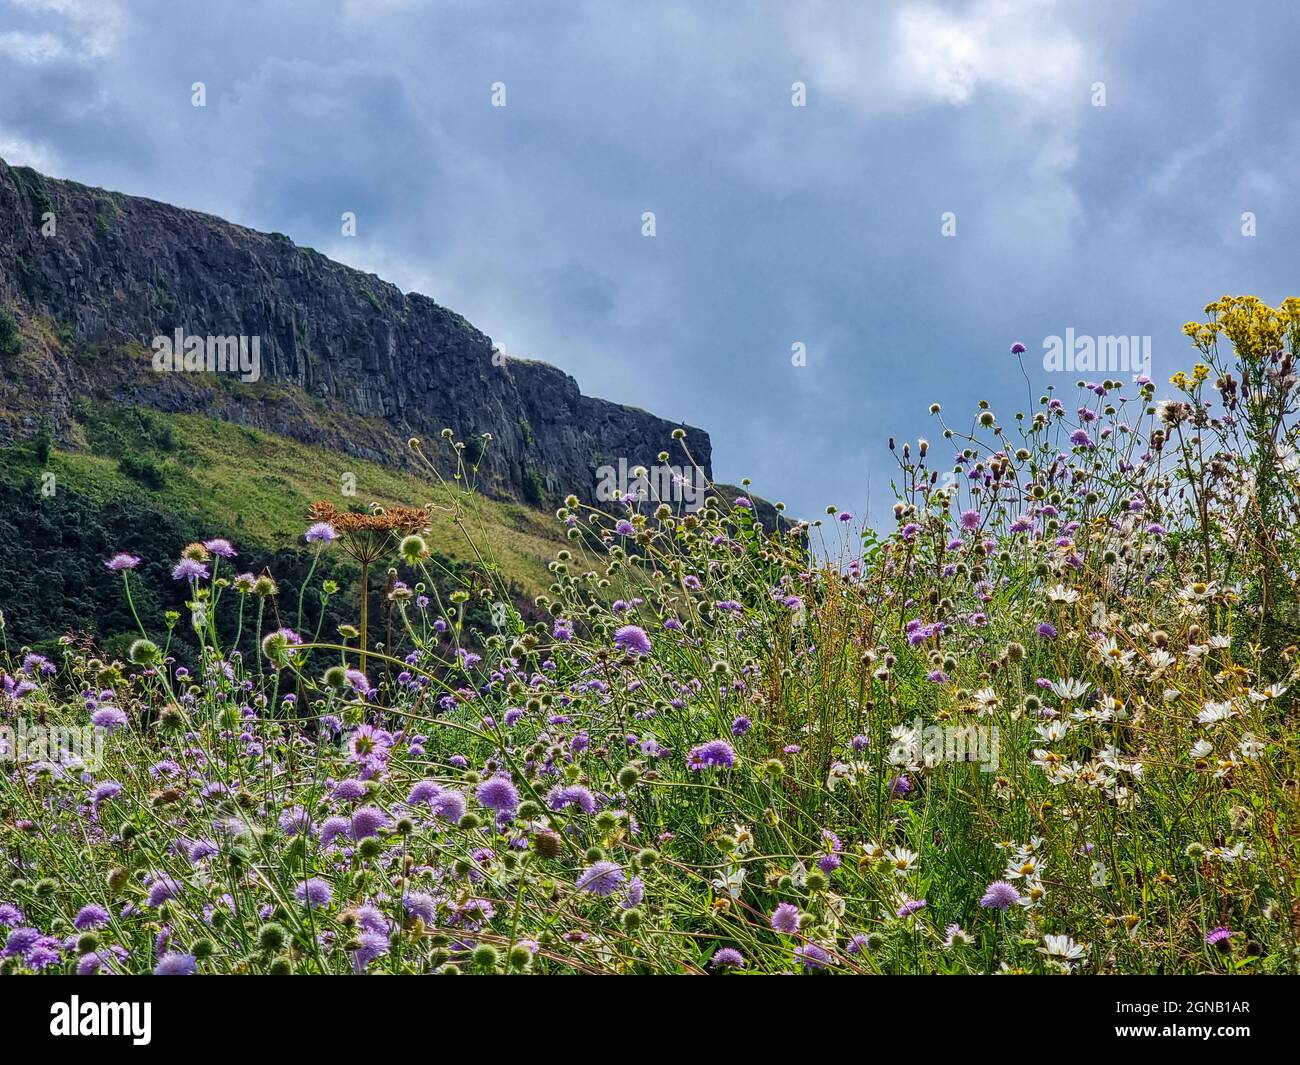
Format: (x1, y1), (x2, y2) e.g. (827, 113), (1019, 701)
(0, 404), (569, 653)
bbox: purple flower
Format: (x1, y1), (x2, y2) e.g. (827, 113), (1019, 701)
(476, 775), (520, 819)
(1206, 926), (1232, 949)
(547, 784), (598, 814)
(771, 903), (800, 934)
(795, 943), (831, 970)
(613, 625), (652, 655)
(4, 926), (41, 957)
(145, 875), (181, 908)
(406, 780), (442, 806)
(171, 558), (209, 581)
(154, 952), (197, 975)
(104, 553), (141, 571)
(711, 947), (745, 968)
(352, 931), (389, 968)
(296, 878), (333, 909)
(979, 880), (1021, 910)
(576, 860), (625, 896)
(1036, 622), (1058, 640)
(731, 715), (751, 736)
(90, 707), (129, 732)
(615, 520), (635, 536)
(1010, 341), (1027, 355)
(896, 898), (927, 918)
(318, 816), (351, 847)
(404, 891), (437, 924)
(91, 781), (122, 805)
(202, 538), (237, 558)
(433, 790), (467, 823)
(960, 509), (980, 531)
(74, 904), (110, 931)
(333, 778), (367, 801)
(889, 774), (912, 798)
(350, 805), (389, 839)
(686, 739), (736, 771)
(305, 522), (337, 544)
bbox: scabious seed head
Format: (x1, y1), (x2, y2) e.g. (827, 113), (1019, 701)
(129, 638), (160, 665)
(257, 922), (288, 952)
(399, 534), (428, 563)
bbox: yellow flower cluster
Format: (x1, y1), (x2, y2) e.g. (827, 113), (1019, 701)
(1168, 363), (1211, 389)
(1182, 294), (1300, 360)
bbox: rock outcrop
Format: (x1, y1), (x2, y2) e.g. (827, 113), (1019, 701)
(0, 159), (711, 505)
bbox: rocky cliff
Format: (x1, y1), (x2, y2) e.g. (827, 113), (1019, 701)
(0, 159), (711, 505)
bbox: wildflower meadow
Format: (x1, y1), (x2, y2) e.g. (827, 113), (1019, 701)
(2, 296), (1297, 979)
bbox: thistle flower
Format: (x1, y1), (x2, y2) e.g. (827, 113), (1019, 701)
(1206, 926), (1232, 951)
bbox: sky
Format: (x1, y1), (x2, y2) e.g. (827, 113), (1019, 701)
(2, 0), (1297, 521)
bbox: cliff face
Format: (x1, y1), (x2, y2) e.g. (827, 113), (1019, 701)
(0, 160), (710, 504)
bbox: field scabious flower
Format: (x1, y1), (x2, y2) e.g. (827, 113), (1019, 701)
(687, 739), (735, 771)
(90, 707), (129, 732)
(771, 902), (800, 934)
(350, 805), (390, 839)
(795, 943), (831, 970)
(154, 952), (197, 975)
(305, 521), (337, 544)
(896, 898), (927, 918)
(980, 880), (1021, 910)
(576, 860), (624, 896)
(104, 553), (141, 571)
(711, 947), (745, 969)
(171, 558), (209, 581)
(476, 775), (520, 819)
(74, 904), (110, 930)
(145, 875), (181, 908)
(613, 625), (652, 655)
(296, 879), (332, 909)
